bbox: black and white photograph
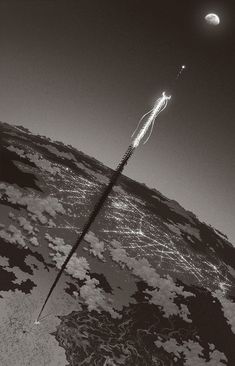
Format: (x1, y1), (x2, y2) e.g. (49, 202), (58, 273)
(0, 1), (234, 365)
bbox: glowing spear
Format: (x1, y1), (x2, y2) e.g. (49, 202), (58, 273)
(35, 66), (185, 323)
(131, 91), (171, 147)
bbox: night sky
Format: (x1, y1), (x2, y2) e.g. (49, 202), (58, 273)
(0, 0), (234, 243)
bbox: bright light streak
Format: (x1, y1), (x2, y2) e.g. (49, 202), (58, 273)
(132, 92), (171, 148)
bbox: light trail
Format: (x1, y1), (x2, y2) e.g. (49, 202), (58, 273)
(131, 92), (171, 147)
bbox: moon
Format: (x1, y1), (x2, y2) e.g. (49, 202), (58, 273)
(205, 13), (220, 26)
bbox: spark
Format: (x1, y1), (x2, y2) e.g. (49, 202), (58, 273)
(176, 65), (186, 80)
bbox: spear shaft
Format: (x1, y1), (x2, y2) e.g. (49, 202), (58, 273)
(36, 90), (172, 323)
(36, 144), (134, 322)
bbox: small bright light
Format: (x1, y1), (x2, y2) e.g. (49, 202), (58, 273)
(182, 65), (186, 69)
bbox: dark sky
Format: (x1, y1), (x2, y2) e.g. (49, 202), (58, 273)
(0, 0), (234, 243)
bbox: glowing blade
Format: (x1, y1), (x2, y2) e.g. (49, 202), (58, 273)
(132, 92), (171, 148)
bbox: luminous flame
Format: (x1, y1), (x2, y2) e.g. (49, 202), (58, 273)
(132, 92), (171, 148)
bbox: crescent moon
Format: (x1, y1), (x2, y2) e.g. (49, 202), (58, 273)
(205, 13), (220, 26)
